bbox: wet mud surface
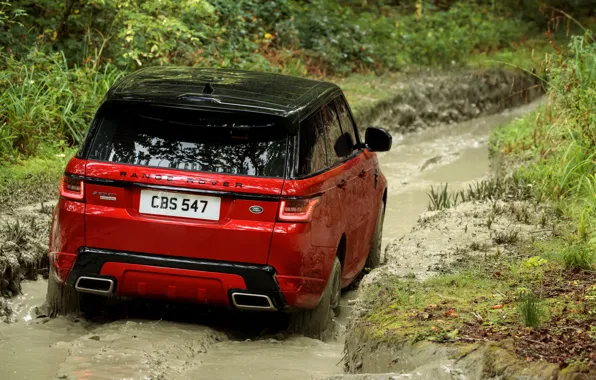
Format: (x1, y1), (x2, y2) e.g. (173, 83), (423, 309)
(0, 98), (542, 379)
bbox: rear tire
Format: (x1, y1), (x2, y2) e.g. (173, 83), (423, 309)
(46, 268), (106, 317)
(290, 257), (342, 339)
(365, 200), (385, 270)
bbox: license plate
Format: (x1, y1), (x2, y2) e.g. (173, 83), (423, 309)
(139, 190), (221, 221)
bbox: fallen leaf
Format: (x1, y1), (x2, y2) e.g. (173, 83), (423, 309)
(431, 326), (441, 332)
(444, 309), (459, 318)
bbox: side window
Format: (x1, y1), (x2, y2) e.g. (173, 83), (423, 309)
(297, 111), (327, 176)
(322, 102), (350, 165)
(334, 97), (358, 151)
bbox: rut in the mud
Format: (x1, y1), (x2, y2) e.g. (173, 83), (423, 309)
(0, 98), (540, 380)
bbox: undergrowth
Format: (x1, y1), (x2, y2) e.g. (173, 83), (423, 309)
(491, 30), (596, 272)
(0, 0), (563, 162)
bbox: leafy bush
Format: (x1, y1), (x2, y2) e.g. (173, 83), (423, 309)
(0, 1), (25, 28)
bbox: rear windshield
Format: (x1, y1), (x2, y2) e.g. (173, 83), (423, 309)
(87, 105), (288, 177)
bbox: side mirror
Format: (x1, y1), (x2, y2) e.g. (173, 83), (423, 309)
(365, 127), (392, 152)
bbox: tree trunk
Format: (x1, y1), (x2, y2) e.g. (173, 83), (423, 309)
(56, 0), (78, 39)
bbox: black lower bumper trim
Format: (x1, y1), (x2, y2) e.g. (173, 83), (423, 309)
(67, 247), (286, 309)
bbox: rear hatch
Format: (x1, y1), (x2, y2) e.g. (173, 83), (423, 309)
(83, 103), (288, 265)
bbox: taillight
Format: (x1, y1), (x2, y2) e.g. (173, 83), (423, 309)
(50, 251), (77, 283)
(278, 197), (320, 222)
(60, 175), (85, 201)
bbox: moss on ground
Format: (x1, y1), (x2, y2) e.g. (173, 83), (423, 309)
(356, 235), (595, 368)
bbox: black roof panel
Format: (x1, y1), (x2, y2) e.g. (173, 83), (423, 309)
(106, 67), (341, 124)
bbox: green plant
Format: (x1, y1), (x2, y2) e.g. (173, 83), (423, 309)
(517, 290), (546, 328)
(0, 52), (123, 159)
(493, 230), (519, 245)
(487, 214), (494, 230)
(427, 183), (457, 211)
(562, 242), (595, 271)
(577, 208), (591, 241)
(0, 1), (25, 28)
(5, 219), (28, 246)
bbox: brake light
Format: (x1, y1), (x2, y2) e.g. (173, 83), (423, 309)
(50, 251), (77, 283)
(278, 197), (320, 222)
(60, 175), (85, 201)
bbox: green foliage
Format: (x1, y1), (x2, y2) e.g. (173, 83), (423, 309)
(562, 242), (595, 271)
(2, 0), (533, 73)
(293, 1), (531, 73)
(427, 183), (456, 211)
(0, 1), (25, 28)
(0, 0), (545, 161)
(0, 51), (123, 160)
(492, 31), (596, 230)
(517, 290), (546, 328)
(491, 27), (596, 276)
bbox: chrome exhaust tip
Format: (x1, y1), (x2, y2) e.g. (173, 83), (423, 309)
(75, 276), (115, 296)
(231, 292), (277, 311)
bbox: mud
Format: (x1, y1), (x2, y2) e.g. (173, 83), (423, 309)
(0, 202), (53, 321)
(342, 193), (557, 375)
(355, 68), (542, 133)
(0, 69), (544, 379)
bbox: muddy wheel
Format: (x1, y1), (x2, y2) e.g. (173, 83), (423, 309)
(46, 268), (81, 317)
(290, 257), (341, 339)
(365, 200), (385, 270)
(46, 268), (106, 317)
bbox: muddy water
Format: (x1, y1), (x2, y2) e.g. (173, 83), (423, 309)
(379, 100), (540, 250)
(0, 100), (539, 380)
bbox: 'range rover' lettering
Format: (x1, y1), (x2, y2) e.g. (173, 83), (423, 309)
(119, 172), (242, 188)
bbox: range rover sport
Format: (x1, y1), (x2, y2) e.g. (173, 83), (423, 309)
(47, 67), (391, 337)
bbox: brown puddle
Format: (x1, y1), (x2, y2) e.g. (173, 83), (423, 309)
(0, 99), (540, 380)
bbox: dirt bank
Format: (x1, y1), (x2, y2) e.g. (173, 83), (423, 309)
(354, 68), (542, 133)
(342, 182), (595, 376)
(0, 202), (53, 322)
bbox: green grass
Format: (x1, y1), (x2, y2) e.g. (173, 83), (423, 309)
(490, 31), (596, 273)
(360, 234), (594, 346)
(0, 53), (123, 161)
(562, 243), (595, 271)
(517, 291), (546, 328)
(362, 254), (560, 343)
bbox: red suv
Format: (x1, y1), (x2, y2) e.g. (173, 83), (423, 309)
(47, 67), (391, 336)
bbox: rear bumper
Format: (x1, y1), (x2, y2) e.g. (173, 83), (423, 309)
(65, 247), (287, 310)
